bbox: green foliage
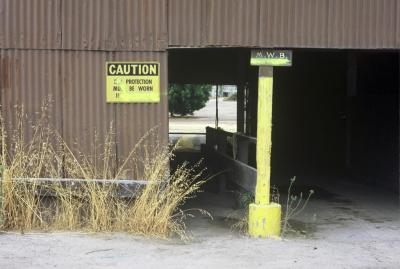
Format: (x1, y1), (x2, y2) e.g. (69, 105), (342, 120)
(168, 84), (212, 116)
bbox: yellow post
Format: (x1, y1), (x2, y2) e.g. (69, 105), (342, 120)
(248, 66), (281, 238)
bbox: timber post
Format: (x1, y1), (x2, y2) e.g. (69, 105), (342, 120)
(248, 50), (292, 238)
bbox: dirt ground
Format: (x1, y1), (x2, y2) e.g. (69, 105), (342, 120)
(0, 177), (399, 269)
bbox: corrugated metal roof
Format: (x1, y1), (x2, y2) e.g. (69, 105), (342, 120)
(0, 0), (62, 49)
(61, 0), (168, 51)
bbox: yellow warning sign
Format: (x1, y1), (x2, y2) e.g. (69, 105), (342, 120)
(106, 62), (160, 103)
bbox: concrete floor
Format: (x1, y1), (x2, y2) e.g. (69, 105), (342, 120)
(0, 178), (399, 268)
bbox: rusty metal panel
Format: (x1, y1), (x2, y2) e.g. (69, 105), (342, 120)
(0, 49), (63, 140)
(168, 0), (398, 49)
(61, 51), (116, 157)
(170, 0), (330, 48)
(0, 50), (168, 173)
(168, 0), (208, 47)
(61, 51), (168, 165)
(62, 0), (168, 51)
(207, 0), (261, 47)
(259, 0), (329, 48)
(113, 52), (168, 163)
(328, 0), (397, 48)
(397, 0), (400, 47)
(0, 0), (62, 49)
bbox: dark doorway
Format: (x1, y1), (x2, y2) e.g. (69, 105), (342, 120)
(271, 50), (399, 194)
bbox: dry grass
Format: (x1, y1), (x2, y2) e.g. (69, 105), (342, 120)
(229, 179), (314, 238)
(0, 103), (207, 239)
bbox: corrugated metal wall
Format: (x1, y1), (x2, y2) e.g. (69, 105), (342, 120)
(0, 1), (168, 177)
(0, 0), (167, 51)
(327, 0), (397, 48)
(3, 0), (399, 50)
(0, 49), (168, 173)
(1, 0), (400, 177)
(168, 0), (207, 47)
(62, 0), (168, 51)
(0, 50), (63, 137)
(168, 0), (400, 49)
(62, 51), (168, 163)
(0, 0), (62, 49)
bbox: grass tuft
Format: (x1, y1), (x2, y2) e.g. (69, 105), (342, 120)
(0, 104), (207, 239)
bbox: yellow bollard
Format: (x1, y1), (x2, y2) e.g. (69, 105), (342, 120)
(248, 66), (281, 238)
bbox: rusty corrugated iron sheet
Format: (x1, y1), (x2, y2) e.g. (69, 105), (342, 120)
(113, 52), (168, 164)
(0, 49), (168, 171)
(0, 0), (167, 51)
(259, 0), (329, 48)
(2, 0), (399, 50)
(62, 50), (168, 163)
(207, 0), (261, 47)
(61, 50), (116, 157)
(62, 0), (168, 51)
(0, 50), (63, 140)
(168, 0), (208, 47)
(168, 0), (399, 49)
(327, 0), (397, 48)
(0, 0), (62, 49)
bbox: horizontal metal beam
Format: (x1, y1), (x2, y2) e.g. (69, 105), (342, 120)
(1, 178), (160, 198)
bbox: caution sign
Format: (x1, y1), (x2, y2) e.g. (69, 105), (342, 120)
(106, 62), (160, 103)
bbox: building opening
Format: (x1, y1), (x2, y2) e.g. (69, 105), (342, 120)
(169, 48), (399, 235)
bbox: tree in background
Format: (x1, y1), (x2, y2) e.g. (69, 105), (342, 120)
(168, 84), (212, 116)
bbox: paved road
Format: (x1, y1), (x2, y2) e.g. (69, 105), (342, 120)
(169, 98), (237, 133)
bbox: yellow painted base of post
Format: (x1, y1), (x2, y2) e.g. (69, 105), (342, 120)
(248, 202), (281, 238)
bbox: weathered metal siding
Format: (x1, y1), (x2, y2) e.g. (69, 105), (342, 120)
(2, 0), (399, 50)
(61, 51), (116, 157)
(328, 0), (397, 48)
(397, 0), (400, 47)
(113, 52), (168, 163)
(168, 0), (207, 47)
(0, 50), (168, 170)
(62, 51), (168, 161)
(62, 0), (168, 51)
(207, 0), (260, 46)
(0, 50), (63, 139)
(0, 1), (168, 174)
(168, 0), (399, 49)
(259, 0), (329, 48)
(0, 0), (62, 49)
(0, 0), (167, 51)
